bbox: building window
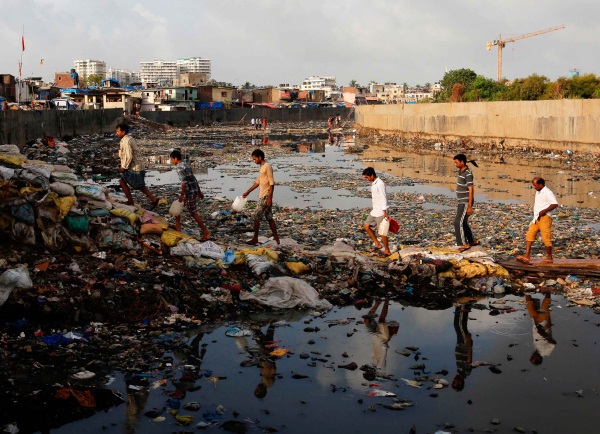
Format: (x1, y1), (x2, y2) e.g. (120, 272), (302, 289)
(221, 92), (227, 97)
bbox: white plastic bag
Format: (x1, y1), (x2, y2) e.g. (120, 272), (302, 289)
(0, 265), (33, 306)
(378, 218), (390, 236)
(199, 241), (225, 260)
(169, 199), (184, 217)
(232, 196), (247, 212)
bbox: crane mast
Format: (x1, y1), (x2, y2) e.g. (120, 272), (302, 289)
(486, 25), (565, 82)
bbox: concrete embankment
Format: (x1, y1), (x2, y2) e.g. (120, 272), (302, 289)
(0, 109), (123, 146)
(356, 100), (600, 153)
(140, 107), (353, 126)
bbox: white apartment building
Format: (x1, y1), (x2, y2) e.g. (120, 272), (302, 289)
(73, 59), (106, 79)
(300, 76), (337, 98)
(176, 57), (211, 80)
(106, 68), (140, 86)
(377, 83), (404, 103)
(140, 60), (178, 86)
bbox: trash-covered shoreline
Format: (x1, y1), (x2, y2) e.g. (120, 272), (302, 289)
(1, 117), (599, 432)
(1, 116), (599, 319)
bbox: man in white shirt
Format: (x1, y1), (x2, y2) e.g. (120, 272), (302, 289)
(516, 177), (558, 264)
(362, 167), (391, 256)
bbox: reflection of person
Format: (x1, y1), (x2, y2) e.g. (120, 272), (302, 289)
(242, 149), (280, 245)
(526, 293), (556, 365)
(452, 304), (473, 391)
(363, 298), (399, 374)
(170, 149), (210, 240)
(516, 177), (559, 265)
(453, 154), (479, 252)
(253, 323), (277, 399)
(116, 123), (159, 209)
(362, 167), (391, 256)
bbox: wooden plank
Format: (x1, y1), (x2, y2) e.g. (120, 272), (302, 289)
(499, 258), (600, 277)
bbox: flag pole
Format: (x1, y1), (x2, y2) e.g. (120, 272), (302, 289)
(18, 25), (25, 105)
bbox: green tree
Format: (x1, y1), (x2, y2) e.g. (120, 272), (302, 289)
(349, 79), (361, 88)
(564, 74), (600, 99)
(87, 74), (103, 87)
(519, 74), (548, 100)
(464, 75), (503, 101)
(243, 82), (255, 89)
(438, 68), (477, 102)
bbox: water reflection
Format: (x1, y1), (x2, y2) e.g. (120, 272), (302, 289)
(358, 142), (599, 208)
(452, 303), (473, 391)
(363, 297), (399, 375)
(252, 323), (277, 399)
(526, 293), (556, 365)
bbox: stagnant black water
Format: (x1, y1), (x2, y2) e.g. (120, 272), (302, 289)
(39, 294), (600, 434)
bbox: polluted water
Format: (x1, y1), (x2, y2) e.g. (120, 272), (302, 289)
(1, 119), (599, 433)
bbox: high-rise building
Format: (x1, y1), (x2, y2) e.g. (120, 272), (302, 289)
(73, 59), (106, 79)
(106, 68), (139, 86)
(140, 60), (177, 86)
(177, 57), (211, 80)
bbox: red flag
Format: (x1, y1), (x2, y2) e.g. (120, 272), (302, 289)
(21, 36), (25, 51)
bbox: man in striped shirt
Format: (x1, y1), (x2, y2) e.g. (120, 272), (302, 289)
(453, 154), (478, 252)
(170, 149), (210, 240)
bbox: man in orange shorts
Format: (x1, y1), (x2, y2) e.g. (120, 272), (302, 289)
(516, 177), (558, 264)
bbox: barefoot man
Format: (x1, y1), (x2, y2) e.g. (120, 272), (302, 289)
(516, 177), (558, 265)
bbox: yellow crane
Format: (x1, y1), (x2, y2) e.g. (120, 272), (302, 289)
(486, 24), (565, 82)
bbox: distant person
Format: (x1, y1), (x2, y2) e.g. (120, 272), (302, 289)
(516, 177), (559, 265)
(362, 167), (391, 256)
(255, 117), (260, 130)
(363, 297), (399, 374)
(453, 154), (479, 252)
(170, 149), (210, 240)
(452, 303), (473, 391)
(262, 117), (267, 130)
(242, 149), (280, 245)
(116, 123), (159, 209)
(1, 100), (7, 111)
(526, 293), (556, 365)
(251, 117), (255, 129)
(328, 115), (334, 130)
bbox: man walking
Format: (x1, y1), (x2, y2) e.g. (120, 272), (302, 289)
(116, 123), (159, 209)
(170, 149), (210, 240)
(516, 177), (558, 264)
(453, 154), (478, 252)
(242, 149), (280, 245)
(362, 167), (391, 256)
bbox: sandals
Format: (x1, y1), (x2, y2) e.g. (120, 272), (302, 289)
(458, 245), (471, 253)
(470, 240), (480, 247)
(516, 255), (532, 265)
(246, 239), (259, 246)
(367, 246), (383, 253)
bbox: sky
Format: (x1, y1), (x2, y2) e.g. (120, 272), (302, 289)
(0, 0), (598, 87)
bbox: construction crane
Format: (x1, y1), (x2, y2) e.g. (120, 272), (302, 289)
(486, 24), (565, 82)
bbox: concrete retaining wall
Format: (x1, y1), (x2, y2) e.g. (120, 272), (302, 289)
(355, 100), (600, 153)
(0, 109), (123, 146)
(140, 107), (352, 126)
